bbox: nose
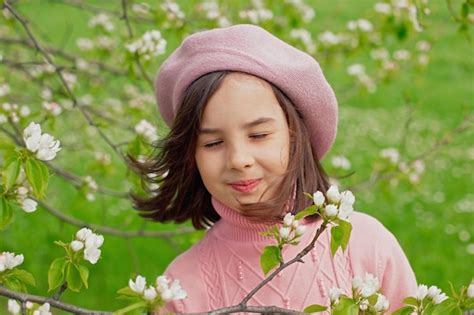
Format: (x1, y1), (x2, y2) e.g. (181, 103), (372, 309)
(226, 141), (255, 171)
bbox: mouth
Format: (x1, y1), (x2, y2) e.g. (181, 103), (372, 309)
(228, 179), (262, 193)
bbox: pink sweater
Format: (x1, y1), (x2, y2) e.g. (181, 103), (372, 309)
(163, 198), (417, 313)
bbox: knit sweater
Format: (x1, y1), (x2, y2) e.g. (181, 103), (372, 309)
(163, 197), (417, 314)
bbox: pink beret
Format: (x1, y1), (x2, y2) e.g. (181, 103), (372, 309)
(155, 24), (338, 160)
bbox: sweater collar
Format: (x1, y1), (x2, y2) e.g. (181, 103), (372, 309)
(210, 197), (277, 242)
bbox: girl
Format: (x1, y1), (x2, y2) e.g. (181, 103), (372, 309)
(128, 24), (417, 313)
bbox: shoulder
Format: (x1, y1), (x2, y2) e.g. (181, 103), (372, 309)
(349, 211), (398, 245)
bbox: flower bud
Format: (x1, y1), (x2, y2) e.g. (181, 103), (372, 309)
(468, 283), (474, 298)
(374, 294), (390, 311)
(352, 276), (362, 289)
(8, 299), (20, 314)
(295, 225), (306, 236)
(279, 226), (291, 240)
(326, 185), (341, 203)
(328, 287), (343, 303)
(70, 240), (84, 252)
(129, 275), (146, 294)
(76, 228), (93, 241)
(283, 213), (294, 226)
(312, 191), (325, 207)
(324, 204), (338, 218)
(143, 286), (157, 301)
(433, 292), (448, 304)
(416, 284), (428, 300)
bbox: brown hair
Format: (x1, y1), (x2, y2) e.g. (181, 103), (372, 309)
(127, 71), (330, 229)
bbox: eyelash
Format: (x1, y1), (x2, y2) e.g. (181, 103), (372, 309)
(204, 134), (269, 148)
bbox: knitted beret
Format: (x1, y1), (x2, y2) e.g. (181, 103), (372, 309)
(155, 24), (338, 160)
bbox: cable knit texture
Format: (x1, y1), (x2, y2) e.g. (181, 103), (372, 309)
(163, 197), (417, 314)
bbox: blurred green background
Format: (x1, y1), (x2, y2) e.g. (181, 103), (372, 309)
(0, 0), (473, 313)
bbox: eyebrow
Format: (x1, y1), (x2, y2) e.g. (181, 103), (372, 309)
(199, 117), (276, 134)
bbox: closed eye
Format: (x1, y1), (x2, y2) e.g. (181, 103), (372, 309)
(204, 133), (269, 148)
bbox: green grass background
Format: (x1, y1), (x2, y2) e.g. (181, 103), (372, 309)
(0, 0), (473, 313)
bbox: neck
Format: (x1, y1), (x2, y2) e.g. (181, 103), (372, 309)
(210, 197), (277, 242)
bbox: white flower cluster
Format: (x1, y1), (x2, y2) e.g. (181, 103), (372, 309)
(0, 251), (24, 272)
(380, 147), (425, 184)
(313, 185), (355, 221)
(16, 185), (38, 213)
(199, 0), (231, 27)
(94, 151), (111, 166)
(42, 101), (62, 116)
(77, 36), (117, 52)
(279, 213), (306, 240)
(284, 0), (315, 22)
(239, 0), (273, 24)
(124, 84), (155, 109)
(126, 30), (167, 61)
(8, 300), (51, 315)
(132, 3), (151, 16)
(347, 19), (374, 32)
(128, 275), (187, 302)
(415, 284), (449, 304)
(0, 83), (10, 97)
(23, 122), (61, 161)
(1, 102), (31, 124)
(331, 155), (351, 170)
(29, 63), (55, 78)
(290, 28), (316, 54)
(84, 175), (98, 201)
(329, 273), (389, 312)
(88, 13), (114, 32)
(374, 0), (427, 32)
(70, 228), (104, 264)
(135, 119), (159, 143)
(160, 0), (185, 22)
(318, 31), (341, 47)
(347, 64), (376, 93)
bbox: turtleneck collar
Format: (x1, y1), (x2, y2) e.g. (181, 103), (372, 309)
(210, 197), (278, 242)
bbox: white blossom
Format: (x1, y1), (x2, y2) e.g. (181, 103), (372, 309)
(0, 252), (24, 271)
(88, 13), (114, 32)
(374, 293), (390, 311)
(283, 213), (294, 226)
(0, 113), (7, 124)
(371, 48), (389, 61)
(416, 40), (431, 52)
(135, 119), (159, 143)
(23, 122), (61, 161)
(295, 225), (306, 236)
(394, 49), (411, 61)
(76, 228), (93, 241)
(326, 185), (341, 203)
(318, 31), (340, 46)
(33, 302), (51, 315)
(433, 292), (448, 304)
(290, 28), (316, 54)
(143, 285), (158, 300)
(331, 155), (351, 170)
(0, 83), (10, 97)
(329, 287), (343, 303)
(374, 2), (392, 14)
(129, 275), (146, 293)
(20, 105), (30, 117)
(416, 284), (429, 300)
(324, 204), (338, 218)
(8, 299), (20, 314)
(313, 191), (325, 207)
(84, 246), (101, 264)
(76, 38), (94, 51)
(467, 283), (474, 297)
(347, 64), (365, 76)
(70, 240), (84, 252)
(21, 198), (38, 213)
(358, 273), (380, 297)
(42, 102), (62, 116)
(161, 0), (185, 21)
(155, 275), (187, 301)
(279, 226), (291, 239)
(380, 147), (400, 165)
(359, 299), (369, 311)
(156, 275), (170, 293)
(126, 30), (167, 61)
(352, 276), (363, 289)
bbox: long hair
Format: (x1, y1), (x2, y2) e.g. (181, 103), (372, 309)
(127, 71), (330, 229)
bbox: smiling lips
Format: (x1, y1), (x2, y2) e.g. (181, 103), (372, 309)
(229, 179), (261, 193)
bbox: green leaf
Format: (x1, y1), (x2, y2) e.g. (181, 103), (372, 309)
(0, 197), (13, 230)
(24, 158), (48, 199)
(303, 304), (327, 313)
(391, 306), (415, 315)
(48, 257), (67, 291)
(66, 263), (83, 292)
(403, 296), (418, 306)
(432, 298), (461, 315)
(462, 3), (469, 19)
(295, 205), (317, 220)
(77, 264), (89, 289)
(6, 269), (36, 287)
(330, 225), (344, 256)
(3, 158), (21, 191)
(2, 277), (26, 292)
(114, 301), (148, 315)
(260, 245), (281, 276)
(332, 296), (358, 315)
(464, 297), (474, 309)
(338, 219), (352, 252)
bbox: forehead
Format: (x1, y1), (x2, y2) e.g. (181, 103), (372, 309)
(201, 73), (284, 125)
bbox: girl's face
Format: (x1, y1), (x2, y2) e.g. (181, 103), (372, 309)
(195, 73), (290, 213)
